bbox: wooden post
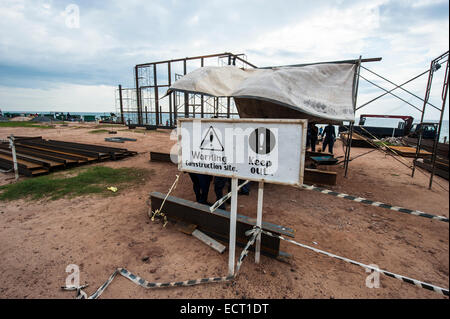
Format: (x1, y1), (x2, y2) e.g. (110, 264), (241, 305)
(228, 177), (238, 276)
(255, 181), (264, 263)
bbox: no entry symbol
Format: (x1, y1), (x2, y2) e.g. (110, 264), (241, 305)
(249, 127), (276, 155)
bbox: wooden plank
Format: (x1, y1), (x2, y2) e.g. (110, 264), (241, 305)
(389, 146), (432, 158)
(304, 168), (337, 185)
(340, 132), (374, 148)
(175, 221), (197, 235)
(192, 229), (226, 254)
(404, 137), (449, 157)
(150, 151), (176, 163)
(306, 150), (333, 158)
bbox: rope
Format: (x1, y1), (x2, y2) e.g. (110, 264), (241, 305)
(62, 227), (261, 299)
(148, 174), (180, 227)
(301, 183), (449, 223)
(260, 229), (449, 297)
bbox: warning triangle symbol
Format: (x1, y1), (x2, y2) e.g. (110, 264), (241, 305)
(200, 126), (224, 151)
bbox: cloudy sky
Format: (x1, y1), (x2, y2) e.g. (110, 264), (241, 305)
(0, 0), (448, 120)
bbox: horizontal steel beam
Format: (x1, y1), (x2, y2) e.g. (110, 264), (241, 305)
(136, 52), (247, 67)
(259, 57), (382, 69)
(150, 192), (295, 258)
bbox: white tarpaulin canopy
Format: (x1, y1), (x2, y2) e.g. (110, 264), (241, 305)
(166, 64), (357, 123)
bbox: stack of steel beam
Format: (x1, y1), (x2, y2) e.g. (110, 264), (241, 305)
(0, 136), (137, 176)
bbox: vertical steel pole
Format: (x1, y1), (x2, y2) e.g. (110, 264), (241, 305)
(153, 64), (159, 126)
(344, 56), (362, 177)
(201, 58), (204, 118)
(255, 181), (264, 264)
(134, 65), (142, 125)
(168, 62), (172, 127)
(227, 56), (231, 118)
(412, 61), (435, 177)
(184, 59), (189, 118)
(228, 178), (238, 276)
(429, 59), (449, 189)
(118, 84), (124, 124)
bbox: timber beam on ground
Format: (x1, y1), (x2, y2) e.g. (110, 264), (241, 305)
(150, 192), (295, 259)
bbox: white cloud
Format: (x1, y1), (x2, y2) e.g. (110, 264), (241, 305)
(247, 1), (384, 65)
(0, 84), (115, 112)
(0, 0), (448, 118)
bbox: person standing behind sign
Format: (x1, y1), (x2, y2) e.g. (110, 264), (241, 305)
(322, 124), (336, 154)
(309, 124), (318, 152)
(189, 173), (212, 205)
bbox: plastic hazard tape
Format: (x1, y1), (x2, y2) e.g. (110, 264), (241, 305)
(62, 227), (261, 299)
(261, 229), (449, 297)
(210, 180), (250, 213)
(301, 184), (449, 223)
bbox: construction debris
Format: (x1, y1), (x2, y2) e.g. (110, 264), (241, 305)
(192, 229), (227, 254)
(388, 146), (432, 158)
(105, 137), (137, 143)
(380, 136), (405, 146)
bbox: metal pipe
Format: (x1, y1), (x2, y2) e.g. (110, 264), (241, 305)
(356, 69), (431, 111)
(259, 57), (381, 69)
(184, 59), (189, 118)
(168, 62), (172, 127)
(134, 66), (142, 125)
(201, 58), (204, 118)
(8, 135), (19, 181)
(118, 84), (124, 124)
(360, 66), (440, 112)
(344, 56), (362, 177)
(429, 58), (449, 189)
(153, 64), (159, 126)
(412, 59), (436, 177)
(359, 75), (422, 113)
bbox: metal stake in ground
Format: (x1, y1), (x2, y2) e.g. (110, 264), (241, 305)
(8, 135), (19, 181)
(228, 177), (238, 276)
(255, 181), (264, 264)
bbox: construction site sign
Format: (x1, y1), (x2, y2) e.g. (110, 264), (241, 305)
(177, 118), (307, 186)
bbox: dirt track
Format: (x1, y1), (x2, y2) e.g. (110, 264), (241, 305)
(0, 123), (448, 299)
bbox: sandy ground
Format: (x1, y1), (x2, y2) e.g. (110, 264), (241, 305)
(0, 123), (448, 299)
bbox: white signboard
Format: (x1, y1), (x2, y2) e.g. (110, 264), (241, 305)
(177, 118), (307, 186)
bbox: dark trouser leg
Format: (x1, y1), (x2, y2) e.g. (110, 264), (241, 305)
(214, 177), (229, 209)
(238, 179), (250, 195)
(198, 174), (212, 204)
(311, 137), (317, 152)
(322, 139), (328, 152)
(188, 173), (201, 202)
(214, 177), (227, 201)
(329, 139), (334, 154)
